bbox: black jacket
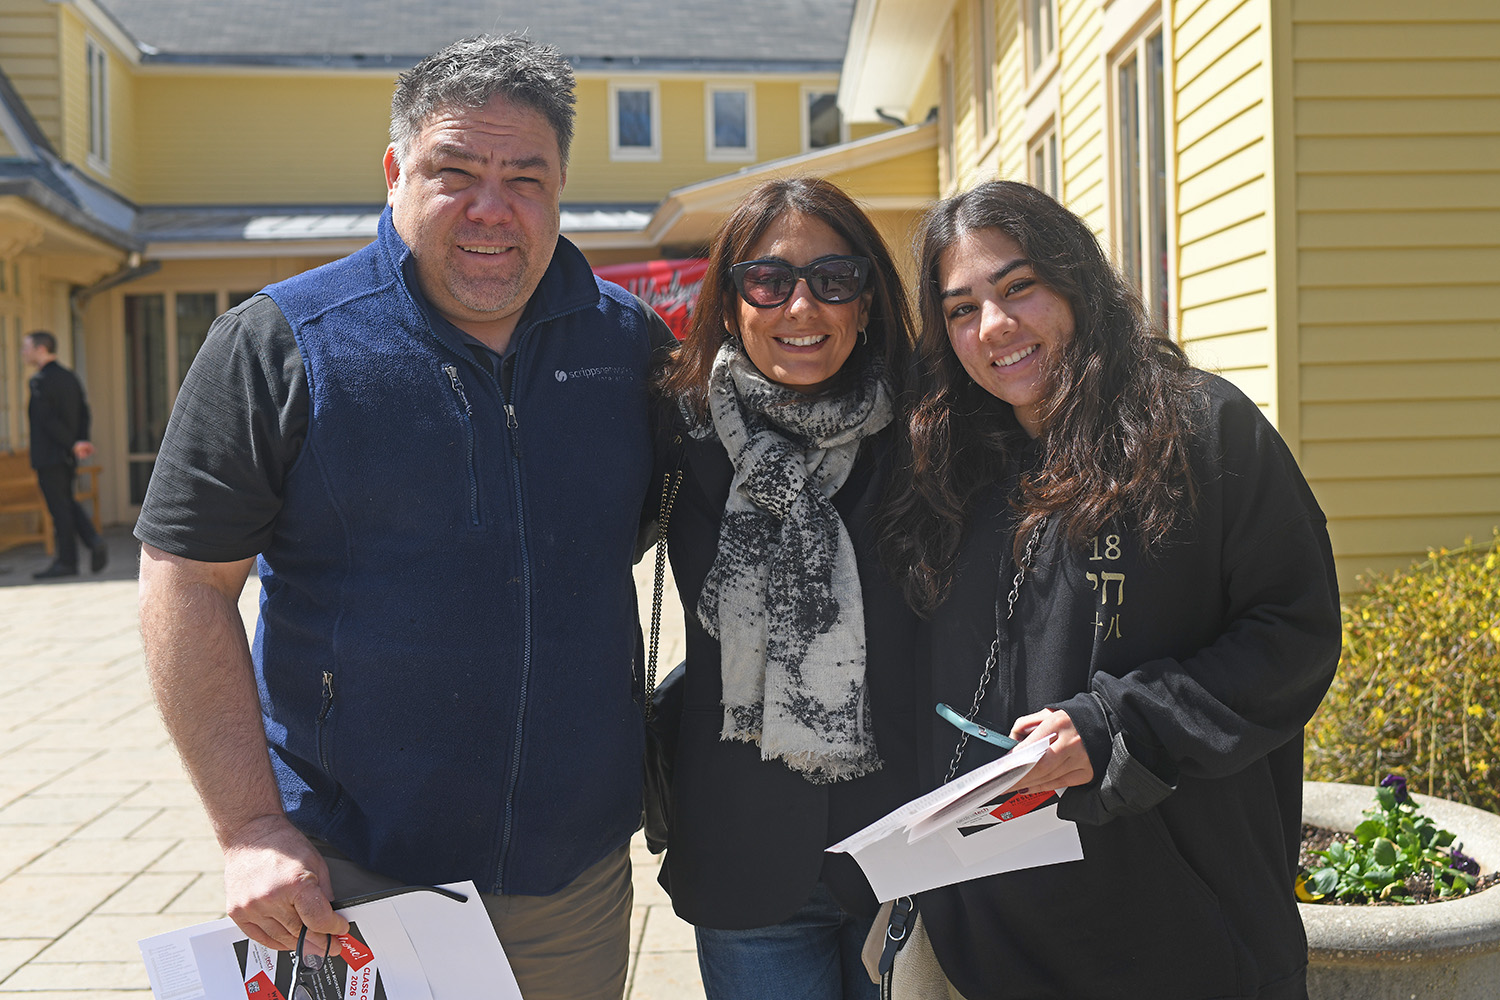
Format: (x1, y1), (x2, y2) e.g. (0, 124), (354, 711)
(918, 375), (1340, 1000)
(28, 360), (90, 468)
(657, 416), (919, 929)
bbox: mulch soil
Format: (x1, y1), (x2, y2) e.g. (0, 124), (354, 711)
(1299, 823), (1500, 905)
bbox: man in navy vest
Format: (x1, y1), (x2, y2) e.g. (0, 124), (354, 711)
(136, 35), (669, 1000)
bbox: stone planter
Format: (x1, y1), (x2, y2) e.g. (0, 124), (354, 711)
(1302, 780), (1500, 1000)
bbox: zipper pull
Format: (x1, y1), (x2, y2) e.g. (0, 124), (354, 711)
(322, 671), (334, 701)
(505, 404), (517, 429)
(443, 364), (472, 414)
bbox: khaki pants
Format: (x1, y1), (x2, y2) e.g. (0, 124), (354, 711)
(318, 843), (632, 1000)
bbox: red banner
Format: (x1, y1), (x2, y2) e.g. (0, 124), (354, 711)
(593, 258), (709, 340)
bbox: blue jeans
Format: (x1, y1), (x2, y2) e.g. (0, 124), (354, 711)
(695, 882), (878, 1000)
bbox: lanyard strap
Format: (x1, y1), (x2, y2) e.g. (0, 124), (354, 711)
(942, 516), (1047, 784)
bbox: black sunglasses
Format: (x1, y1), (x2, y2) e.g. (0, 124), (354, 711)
(730, 255), (871, 308)
(290, 925), (332, 1000)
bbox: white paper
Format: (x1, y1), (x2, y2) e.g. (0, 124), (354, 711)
(138, 881), (518, 1000)
(827, 744), (1084, 901)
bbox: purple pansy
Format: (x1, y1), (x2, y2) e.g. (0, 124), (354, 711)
(1380, 773), (1409, 804)
(1451, 846), (1480, 876)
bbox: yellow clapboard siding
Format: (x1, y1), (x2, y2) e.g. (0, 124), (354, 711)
(1177, 104), (1264, 184)
(1303, 400), (1500, 442)
(1176, 0), (1260, 89)
(1299, 286), (1499, 326)
(1179, 288), (1269, 340)
(1300, 322), (1500, 365)
(1176, 44), (1263, 151)
(1293, 0), (1500, 21)
(1297, 175), (1500, 214)
(1178, 253), (1268, 309)
(1178, 140), (1263, 208)
(1294, 61), (1499, 100)
(1175, 0), (1250, 58)
(1301, 361), (1500, 403)
(1294, 23), (1500, 61)
(1174, 0), (1216, 33)
(1058, 0), (1103, 229)
(825, 148), (941, 198)
(1209, 366), (1272, 408)
(1178, 173), (1264, 237)
(1297, 97), (1500, 137)
(1297, 135), (1500, 174)
(1299, 247), (1500, 288)
(1306, 437), (1500, 480)
(1311, 475), (1500, 519)
(1179, 213), (1267, 278)
(1328, 515), (1500, 564)
(1300, 209), (1500, 250)
(133, 75), (396, 204)
(1182, 327), (1270, 372)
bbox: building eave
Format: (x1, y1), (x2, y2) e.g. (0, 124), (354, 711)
(838, 0), (955, 123)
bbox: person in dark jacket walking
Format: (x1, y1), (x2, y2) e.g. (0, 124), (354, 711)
(653, 177), (919, 1000)
(880, 181), (1341, 1000)
(23, 330), (106, 579)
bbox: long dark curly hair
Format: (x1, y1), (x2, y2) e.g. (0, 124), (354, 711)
(880, 180), (1205, 615)
(657, 177), (913, 420)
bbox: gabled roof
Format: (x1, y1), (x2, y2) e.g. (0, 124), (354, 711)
(0, 62), (137, 251)
(99, 0), (855, 72)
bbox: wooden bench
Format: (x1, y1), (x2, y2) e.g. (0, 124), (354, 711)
(0, 450), (103, 556)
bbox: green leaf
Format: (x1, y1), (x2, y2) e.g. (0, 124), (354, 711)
(1354, 819), (1384, 845)
(1372, 838), (1398, 867)
(1433, 829), (1456, 848)
(1376, 786), (1397, 810)
(1309, 868), (1339, 895)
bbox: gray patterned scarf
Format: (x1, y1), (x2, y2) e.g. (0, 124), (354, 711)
(688, 341), (893, 783)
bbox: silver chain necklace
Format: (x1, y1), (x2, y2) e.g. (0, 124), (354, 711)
(942, 516), (1048, 784)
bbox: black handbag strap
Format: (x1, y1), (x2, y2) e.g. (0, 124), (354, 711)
(645, 436), (684, 720)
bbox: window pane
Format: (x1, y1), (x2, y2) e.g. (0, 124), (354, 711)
(713, 91), (748, 150)
(176, 292), (217, 388)
(617, 90), (652, 148)
(1117, 56), (1141, 291)
(1146, 31), (1169, 322)
(808, 92), (841, 149)
(125, 294), (167, 504)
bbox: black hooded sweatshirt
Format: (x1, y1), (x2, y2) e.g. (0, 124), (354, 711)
(917, 374), (1341, 1000)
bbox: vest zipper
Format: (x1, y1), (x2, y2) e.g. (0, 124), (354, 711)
(442, 364), (481, 526)
(495, 350), (530, 893)
(316, 670), (336, 773)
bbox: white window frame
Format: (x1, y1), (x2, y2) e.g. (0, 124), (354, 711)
(1025, 0), (1059, 89)
(608, 81), (661, 162)
(1108, 12), (1171, 325)
(705, 84), (755, 162)
(973, 0), (997, 145)
(800, 86), (847, 152)
(1028, 124), (1061, 201)
(86, 37), (109, 170)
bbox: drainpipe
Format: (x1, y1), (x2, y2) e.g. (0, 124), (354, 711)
(67, 253), (160, 382)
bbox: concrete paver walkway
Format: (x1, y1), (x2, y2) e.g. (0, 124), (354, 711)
(0, 530), (704, 999)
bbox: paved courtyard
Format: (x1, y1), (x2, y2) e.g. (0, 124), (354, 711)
(0, 529), (703, 1000)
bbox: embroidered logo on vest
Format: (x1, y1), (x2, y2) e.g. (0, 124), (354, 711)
(554, 366), (634, 383)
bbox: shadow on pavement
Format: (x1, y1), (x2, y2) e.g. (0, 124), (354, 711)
(0, 524), (141, 587)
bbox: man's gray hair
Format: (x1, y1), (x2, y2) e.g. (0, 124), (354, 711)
(390, 34), (576, 164)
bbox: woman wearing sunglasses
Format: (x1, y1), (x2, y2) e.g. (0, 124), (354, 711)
(652, 177), (917, 1000)
(879, 181), (1341, 999)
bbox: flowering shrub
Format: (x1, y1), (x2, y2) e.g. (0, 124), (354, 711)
(1305, 531), (1500, 813)
(1299, 775), (1479, 903)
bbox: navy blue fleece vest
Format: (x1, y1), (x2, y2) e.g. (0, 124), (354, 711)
(257, 209), (653, 894)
